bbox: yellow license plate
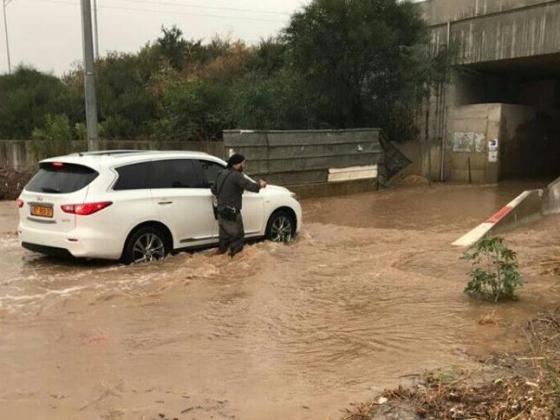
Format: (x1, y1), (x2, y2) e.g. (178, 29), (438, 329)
(31, 205), (53, 218)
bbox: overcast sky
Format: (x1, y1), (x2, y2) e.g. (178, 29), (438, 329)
(0, 0), (310, 75)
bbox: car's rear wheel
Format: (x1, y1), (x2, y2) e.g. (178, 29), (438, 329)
(123, 226), (169, 264)
(266, 210), (296, 243)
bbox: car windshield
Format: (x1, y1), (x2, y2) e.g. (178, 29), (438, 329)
(26, 162), (99, 194)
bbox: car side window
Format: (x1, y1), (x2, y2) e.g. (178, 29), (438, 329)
(199, 160), (225, 188)
(113, 162), (151, 190)
(149, 159), (205, 189)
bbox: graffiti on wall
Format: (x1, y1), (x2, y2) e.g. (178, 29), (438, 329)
(452, 132), (485, 153)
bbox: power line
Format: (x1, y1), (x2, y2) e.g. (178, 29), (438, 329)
(111, 0), (290, 16)
(99, 2), (287, 22)
(25, 0), (288, 23)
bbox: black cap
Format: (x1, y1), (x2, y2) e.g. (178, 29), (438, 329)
(227, 153), (245, 168)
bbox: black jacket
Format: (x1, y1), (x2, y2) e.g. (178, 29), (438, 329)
(211, 169), (261, 210)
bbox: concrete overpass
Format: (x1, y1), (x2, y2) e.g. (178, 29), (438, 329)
(417, 0), (560, 183)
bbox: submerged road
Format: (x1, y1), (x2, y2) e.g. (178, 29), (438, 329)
(1, 182), (559, 419)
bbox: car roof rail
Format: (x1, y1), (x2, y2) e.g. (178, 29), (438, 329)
(73, 150), (149, 157)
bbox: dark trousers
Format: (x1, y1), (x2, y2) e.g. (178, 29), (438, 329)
(218, 213), (245, 256)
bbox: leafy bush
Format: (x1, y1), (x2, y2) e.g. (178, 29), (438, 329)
(464, 237), (523, 302)
(152, 78), (232, 141)
(0, 66), (72, 139)
(31, 114), (75, 159)
(230, 69), (310, 130)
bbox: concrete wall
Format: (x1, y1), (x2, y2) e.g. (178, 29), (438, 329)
(443, 102), (560, 182)
(420, 0), (555, 25)
(0, 140), (226, 171)
(543, 175), (560, 213)
(223, 129), (382, 187)
(427, 1), (560, 65)
(391, 140), (442, 181)
(447, 103), (501, 182)
(3, 132), (383, 196)
(423, 0), (560, 65)
(417, 0), (560, 177)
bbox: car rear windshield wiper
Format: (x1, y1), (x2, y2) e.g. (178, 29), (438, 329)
(41, 187), (62, 193)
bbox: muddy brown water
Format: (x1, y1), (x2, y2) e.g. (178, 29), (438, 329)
(1, 182), (560, 419)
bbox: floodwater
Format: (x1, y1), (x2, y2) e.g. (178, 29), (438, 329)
(1, 181), (560, 419)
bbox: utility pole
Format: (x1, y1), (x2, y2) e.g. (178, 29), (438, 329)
(2, 0), (12, 74)
(80, 0), (99, 151)
(93, 0), (99, 60)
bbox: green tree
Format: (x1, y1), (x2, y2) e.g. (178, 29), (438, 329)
(0, 12), (450, 143)
(0, 66), (71, 139)
(246, 38), (287, 77)
(157, 25), (187, 71)
(31, 114), (75, 158)
(96, 52), (159, 139)
(283, 0), (440, 141)
(230, 69), (310, 130)
(153, 77), (232, 141)
(62, 48), (162, 140)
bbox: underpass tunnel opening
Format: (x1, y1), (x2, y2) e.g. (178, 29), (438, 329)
(453, 53), (560, 181)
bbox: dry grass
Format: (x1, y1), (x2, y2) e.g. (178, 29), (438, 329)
(343, 310), (560, 420)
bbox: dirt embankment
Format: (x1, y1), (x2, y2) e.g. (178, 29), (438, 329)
(0, 166), (32, 200)
(344, 310), (560, 420)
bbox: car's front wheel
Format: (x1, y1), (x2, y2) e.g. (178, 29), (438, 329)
(266, 210), (296, 243)
(122, 226), (170, 264)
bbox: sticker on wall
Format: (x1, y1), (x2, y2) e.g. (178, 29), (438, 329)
(488, 139), (498, 163)
(452, 132), (485, 153)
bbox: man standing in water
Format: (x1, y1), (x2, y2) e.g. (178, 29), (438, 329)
(212, 154), (267, 257)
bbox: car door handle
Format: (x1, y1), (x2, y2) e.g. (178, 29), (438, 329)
(158, 201), (173, 205)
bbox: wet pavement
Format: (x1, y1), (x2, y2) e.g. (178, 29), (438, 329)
(1, 181), (560, 419)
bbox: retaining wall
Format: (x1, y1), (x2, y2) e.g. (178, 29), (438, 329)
(0, 140), (226, 171)
(424, 0), (560, 65)
(2, 132), (384, 197)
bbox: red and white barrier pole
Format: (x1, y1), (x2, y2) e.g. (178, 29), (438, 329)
(452, 191), (532, 247)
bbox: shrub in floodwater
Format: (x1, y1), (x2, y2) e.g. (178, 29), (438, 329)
(463, 237), (523, 302)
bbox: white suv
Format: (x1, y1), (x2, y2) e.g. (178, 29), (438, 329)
(17, 150), (302, 263)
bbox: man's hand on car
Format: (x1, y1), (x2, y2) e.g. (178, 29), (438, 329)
(259, 180), (267, 189)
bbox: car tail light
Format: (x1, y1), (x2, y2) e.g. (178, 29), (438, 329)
(52, 162), (64, 168)
(61, 201), (112, 216)
(16, 199), (24, 208)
